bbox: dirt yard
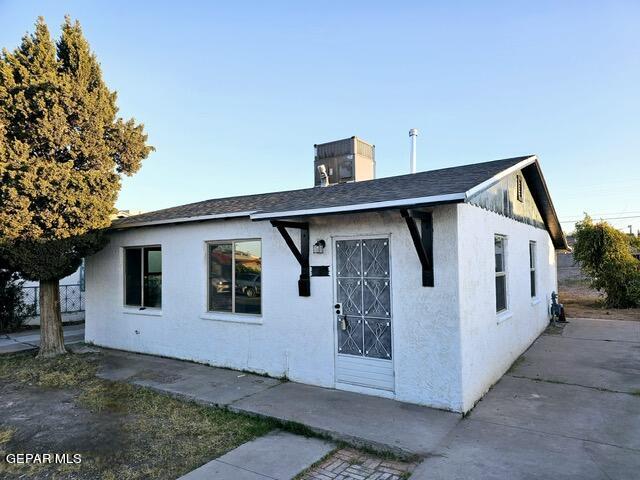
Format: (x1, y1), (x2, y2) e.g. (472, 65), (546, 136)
(0, 351), (274, 480)
(556, 250), (639, 321)
(559, 278), (640, 321)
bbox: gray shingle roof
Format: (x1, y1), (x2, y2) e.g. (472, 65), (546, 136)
(112, 155), (531, 228)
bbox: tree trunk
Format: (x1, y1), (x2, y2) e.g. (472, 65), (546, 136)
(37, 278), (67, 358)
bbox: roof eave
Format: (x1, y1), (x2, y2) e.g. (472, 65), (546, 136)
(107, 193), (469, 231)
(248, 192), (467, 221)
(462, 155), (568, 251)
(109, 210), (256, 231)
(464, 155), (538, 199)
(521, 160), (570, 251)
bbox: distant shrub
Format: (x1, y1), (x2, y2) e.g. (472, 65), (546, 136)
(0, 268), (33, 333)
(573, 215), (640, 308)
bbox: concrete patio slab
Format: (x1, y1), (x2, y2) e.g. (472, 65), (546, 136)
(509, 334), (640, 393)
(411, 420), (640, 480)
(413, 318), (640, 479)
(230, 382), (461, 456)
(561, 318), (640, 342)
(471, 375), (640, 449)
(97, 349), (282, 407)
(178, 430), (335, 480)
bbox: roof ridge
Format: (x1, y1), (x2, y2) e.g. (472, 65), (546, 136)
(118, 155), (535, 221)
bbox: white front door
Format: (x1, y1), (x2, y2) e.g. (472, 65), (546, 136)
(334, 236), (394, 392)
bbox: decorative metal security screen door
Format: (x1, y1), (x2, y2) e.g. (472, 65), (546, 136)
(334, 237), (394, 392)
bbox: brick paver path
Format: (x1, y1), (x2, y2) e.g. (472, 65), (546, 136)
(299, 447), (417, 480)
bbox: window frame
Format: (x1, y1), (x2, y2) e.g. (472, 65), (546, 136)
(529, 241), (537, 298)
(206, 238), (262, 316)
(494, 235), (508, 313)
(123, 245), (162, 310)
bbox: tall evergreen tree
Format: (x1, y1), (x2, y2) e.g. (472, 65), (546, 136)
(0, 17), (153, 356)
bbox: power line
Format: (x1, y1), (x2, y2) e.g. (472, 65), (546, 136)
(559, 211), (640, 220)
(559, 215), (640, 223)
(565, 210), (640, 216)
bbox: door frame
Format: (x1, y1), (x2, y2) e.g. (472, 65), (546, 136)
(331, 233), (395, 393)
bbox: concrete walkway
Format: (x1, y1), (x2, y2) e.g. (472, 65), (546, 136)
(96, 348), (459, 456)
(229, 382), (459, 456)
(89, 317), (639, 478)
(178, 430), (334, 480)
(412, 317), (640, 479)
(0, 324), (85, 354)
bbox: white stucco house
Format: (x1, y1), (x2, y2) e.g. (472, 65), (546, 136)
(85, 137), (567, 413)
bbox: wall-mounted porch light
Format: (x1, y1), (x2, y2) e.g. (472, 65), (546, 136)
(313, 239), (326, 254)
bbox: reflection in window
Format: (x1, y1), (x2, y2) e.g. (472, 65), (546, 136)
(124, 246), (162, 308)
(208, 240), (261, 315)
(208, 243), (232, 312)
(144, 247), (162, 308)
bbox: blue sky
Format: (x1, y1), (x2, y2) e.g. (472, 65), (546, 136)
(2, 1), (639, 233)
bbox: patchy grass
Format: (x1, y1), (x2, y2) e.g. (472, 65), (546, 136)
(0, 351), (98, 388)
(0, 427), (14, 445)
(0, 351), (274, 480)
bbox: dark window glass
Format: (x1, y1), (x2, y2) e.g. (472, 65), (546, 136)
(125, 248), (142, 306)
(125, 246), (162, 308)
(234, 240), (261, 314)
(209, 243), (232, 312)
(494, 237), (505, 273)
(529, 242), (536, 298)
(495, 236), (507, 312)
(530, 271), (536, 297)
(144, 247), (162, 308)
(529, 243), (534, 268)
(496, 275), (507, 312)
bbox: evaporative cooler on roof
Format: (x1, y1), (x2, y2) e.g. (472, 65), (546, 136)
(313, 137), (375, 186)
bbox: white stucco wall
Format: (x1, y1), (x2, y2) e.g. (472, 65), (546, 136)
(456, 203), (557, 412)
(86, 201), (559, 412)
(85, 205), (464, 410)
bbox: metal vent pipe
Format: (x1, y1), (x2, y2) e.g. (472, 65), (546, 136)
(409, 128), (418, 173)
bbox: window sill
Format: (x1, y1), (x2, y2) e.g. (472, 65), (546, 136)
(200, 312), (263, 325)
(496, 310), (513, 324)
(531, 297), (542, 306)
(122, 308), (162, 317)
